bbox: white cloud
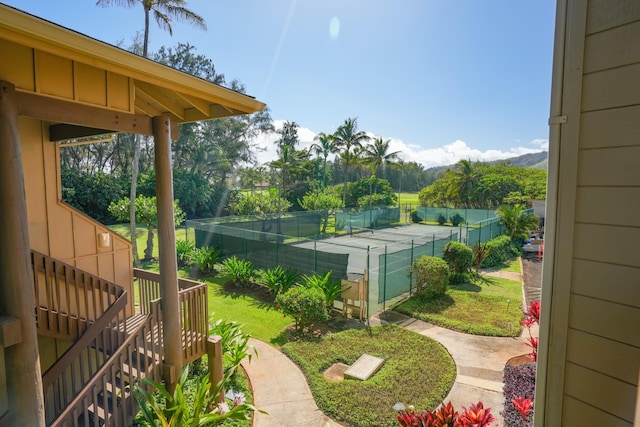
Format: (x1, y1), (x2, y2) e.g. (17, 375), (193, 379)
(251, 119), (548, 169)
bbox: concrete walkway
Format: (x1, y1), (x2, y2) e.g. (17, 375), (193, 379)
(241, 268), (535, 426)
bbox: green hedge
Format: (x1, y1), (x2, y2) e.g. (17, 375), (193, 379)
(481, 235), (520, 268)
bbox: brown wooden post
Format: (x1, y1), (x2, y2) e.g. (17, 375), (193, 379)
(0, 81), (45, 425)
(206, 335), (224, 403)
(153, 113), (183, 389)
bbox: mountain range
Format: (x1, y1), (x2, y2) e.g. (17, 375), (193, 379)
(425, 151), (548, 174)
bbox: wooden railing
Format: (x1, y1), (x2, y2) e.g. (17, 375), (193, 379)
(134, 269), (209, 363)
(51, 300), (163, 427)
(31, 251), (127, 340)
(31, 251), (130, 424)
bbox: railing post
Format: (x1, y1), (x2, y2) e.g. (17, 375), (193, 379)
(207, 335), (225, 403)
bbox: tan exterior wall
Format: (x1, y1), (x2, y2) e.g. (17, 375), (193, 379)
(539, 1), (640, 425)
(20, 116), (134, 316)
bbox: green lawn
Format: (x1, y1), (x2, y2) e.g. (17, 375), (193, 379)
(395, 273), (524, 337)
(108, 223), (194, 260)
(397, 192), (420, 207)
(282, 325), (455, 427)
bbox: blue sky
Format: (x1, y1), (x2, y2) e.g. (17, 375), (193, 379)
(4, 1), (556, 168)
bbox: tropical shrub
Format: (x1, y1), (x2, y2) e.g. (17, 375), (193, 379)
(442, 241), (473, 284)
(497, 204), (540, 244)
(410, 256), (450, 299)
(449, 213), (464, 226)
(395, 400), (496, 427)
(482, 235), (520, 268)
(133, 363), (257, 426)
(176, 239), (195, 268)
(275, 286), (328, 331)
(437, 213), (446, 225)
(210, 318), (257, 376)
(299, 271), (342, 311)
(219, 256), (254, 287)
(410, 209), (420, 223)
(502, 363), (536, 427)
(472, 242), (492, 271)
(256, 266), (299, 296)
(191, 246), (220, 275)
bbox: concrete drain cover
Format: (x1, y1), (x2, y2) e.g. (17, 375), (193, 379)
(323, 363), (350, 382)
(343, 354), (385, 381)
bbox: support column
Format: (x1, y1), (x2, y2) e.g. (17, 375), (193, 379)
(153, 114), (183, 388)
(0, 81), (45, 425)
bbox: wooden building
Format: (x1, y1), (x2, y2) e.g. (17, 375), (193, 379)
(537, 0), (640, 425)
(0, 4), (265, 426)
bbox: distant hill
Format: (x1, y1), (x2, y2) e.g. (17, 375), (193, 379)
(425, 151), (548, 174)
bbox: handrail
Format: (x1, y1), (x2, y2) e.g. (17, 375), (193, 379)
(51, 300), (163, 427)
(41, 291), (128, 391)
(32, 250), (127, 340)
(133, 269), (208, 363)
(31, 251), (129, 425)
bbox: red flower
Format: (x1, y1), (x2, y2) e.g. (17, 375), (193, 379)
(511, 396), (533, 421)
(457, 402), (495, 426)
(525, 301), (540, 324)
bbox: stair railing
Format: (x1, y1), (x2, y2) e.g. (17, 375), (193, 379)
(31, 251), (130, 425)
(50, 300), (163, 427)
(134, 269), (209, 363)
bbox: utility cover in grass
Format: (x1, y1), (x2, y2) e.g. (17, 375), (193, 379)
(282, 324), (456, 427)
(344, 354), (385, 380)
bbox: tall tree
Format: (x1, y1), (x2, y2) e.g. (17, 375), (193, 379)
(310, 132), (338, 188)
(449, 159), (478, 208)
(96, 0), (207, 265)
(332, 117), (370, 205)
(363, 137), (400, 177)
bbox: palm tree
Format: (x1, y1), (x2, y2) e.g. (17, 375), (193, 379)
(449, 159), (478, 208)
(310, 132), (338, 188)
(363, 137), (400, 177)
(97, 0), (206, 265)
(97, 0), (207, 57)
(497, 204), (540, 243)
(332, 117), (370, 205)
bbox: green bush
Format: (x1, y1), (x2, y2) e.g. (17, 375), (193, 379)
(410, 209), (420, 223)
(209, 318), (257, 376)
(442, 241), (473, 281)
(299, 271), (342, 311)
(437, 214), (446, 225)
(410, 256), (450, 299)
(219, 256), (254, 287)
(275, 286), (329, 331)
(449, 213), (464, 226)
(191, 246), (220, 275)
(256, 266), (299, 296)
(176, 239), (195, 268)
(481, 235), (520, 268)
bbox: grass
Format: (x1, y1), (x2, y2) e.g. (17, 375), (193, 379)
(108, 223), (194, 260)
(282, 325), (456, 427)
(397, 192), (420, 207)
(501, 257), (522, 273)
(395, 274), (524, 337)
(204, 276), (293, 346)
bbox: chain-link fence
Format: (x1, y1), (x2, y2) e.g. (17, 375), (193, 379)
(187, 207), (531, 316)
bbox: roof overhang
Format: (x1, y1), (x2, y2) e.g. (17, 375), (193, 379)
(0, 3), (266, 140)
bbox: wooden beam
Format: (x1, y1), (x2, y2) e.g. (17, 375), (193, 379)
(16, 91), (153, 135)
(48, 124), (113, 141)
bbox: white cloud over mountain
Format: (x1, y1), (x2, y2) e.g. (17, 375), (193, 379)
(251, 119), (548, 169)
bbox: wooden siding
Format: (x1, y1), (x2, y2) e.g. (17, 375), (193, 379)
(0, 38), (132, 113)
(545, 1), (640, 425)
(19, 117), (135, 316)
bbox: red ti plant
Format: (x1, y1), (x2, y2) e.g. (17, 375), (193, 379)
(521, 300), (540, 361)
(512, 395), (534, 421)
(457, 401), (496, 426)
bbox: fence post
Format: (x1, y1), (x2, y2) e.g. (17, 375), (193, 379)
(366, 245), (370, 323)
(432, 233), (436, 256)
(410, 239), (414, 296)
(382, 245), (387, 312)
(314, 240), (317, 273)
(243, 230), (247, 258)
(207, 335), (225, 403)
